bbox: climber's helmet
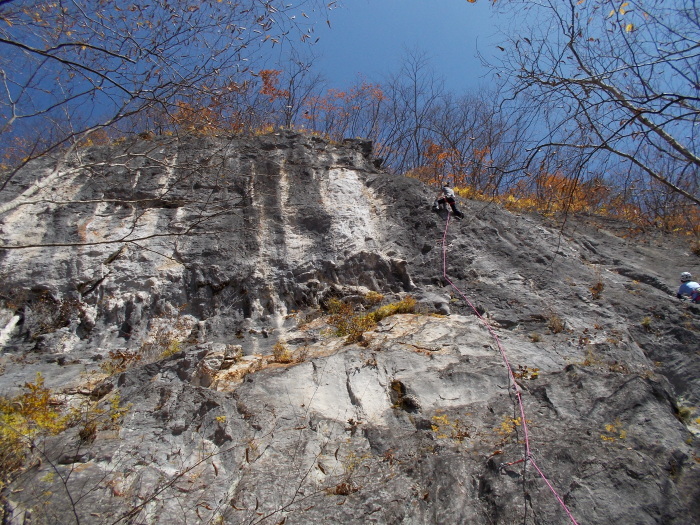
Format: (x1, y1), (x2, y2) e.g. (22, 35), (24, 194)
(680, 272), (692, 282)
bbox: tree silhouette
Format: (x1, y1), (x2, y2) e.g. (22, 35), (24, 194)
(486, 0), (699, 208)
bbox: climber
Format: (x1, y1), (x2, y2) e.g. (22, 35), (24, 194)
(676, 272), (700, 303)
(432, 182), (464, 219)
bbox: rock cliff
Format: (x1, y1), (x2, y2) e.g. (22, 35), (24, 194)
(0, 131), (698, 524)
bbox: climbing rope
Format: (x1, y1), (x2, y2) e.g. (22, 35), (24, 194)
(441, 212), (580, 525)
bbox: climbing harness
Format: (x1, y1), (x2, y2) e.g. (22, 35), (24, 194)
(440, 211), (580, 525)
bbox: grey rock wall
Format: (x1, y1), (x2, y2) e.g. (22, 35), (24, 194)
(0, 131), (698, 524)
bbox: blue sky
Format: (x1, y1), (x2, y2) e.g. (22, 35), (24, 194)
(310, 0), (501, 93)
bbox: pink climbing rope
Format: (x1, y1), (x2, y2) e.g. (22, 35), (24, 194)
(441, 212), (580, 525)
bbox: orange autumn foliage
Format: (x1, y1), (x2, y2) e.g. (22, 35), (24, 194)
(259, 69), (289, 102)
(171, 100), (224, 134)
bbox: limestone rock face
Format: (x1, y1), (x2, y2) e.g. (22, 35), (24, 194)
(0, 131), (698, 524)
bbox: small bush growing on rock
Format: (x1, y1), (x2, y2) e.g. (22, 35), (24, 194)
(99, 350), (142, 376)
(329, 481), (360, 495)
(344, 316), (376, 344)
(296, 345), (310, 363)
(107, 393), (130, 427)
(0, 373), (70, 488)
(431, 413), (473, 443)
(495, 415), (523, 445)
(514, 365), (539, 380)
(366, 296), (417, 324)
(547, 314), (565, 334)
(579, 348), (604, 367)
(0, 374), (127, 491)
(327, 297), (351, 317)
(590, 280), (604, 300)
(327, 298), (375, 343)
(272, 342), (294, 363)
(364, 291), (384, 305)
(677, 405), (695, 424)
(158, 339), (182, 360)
(327, 296), (417, 344)
(78, 420), (98, 443)
(600, 419), (627, 442)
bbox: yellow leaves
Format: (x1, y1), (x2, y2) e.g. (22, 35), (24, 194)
(109, 393), (130, 424)
(601, 419), (627, 442)
(615, 2), (629, 15)
(514, 365), (540, 380)
(0, 372), (76, 484)
(608, 2), (629, 17)
(431, 413), (472, 442)
(606, 2), (639, 32)
(41, 472), (56, 483)
(365, 291), (384, 305)
(608, 1), (639, 31)
(2, 373), (68, 436)
(496, 416), (522, 437)
(272, 341), (294, 363)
